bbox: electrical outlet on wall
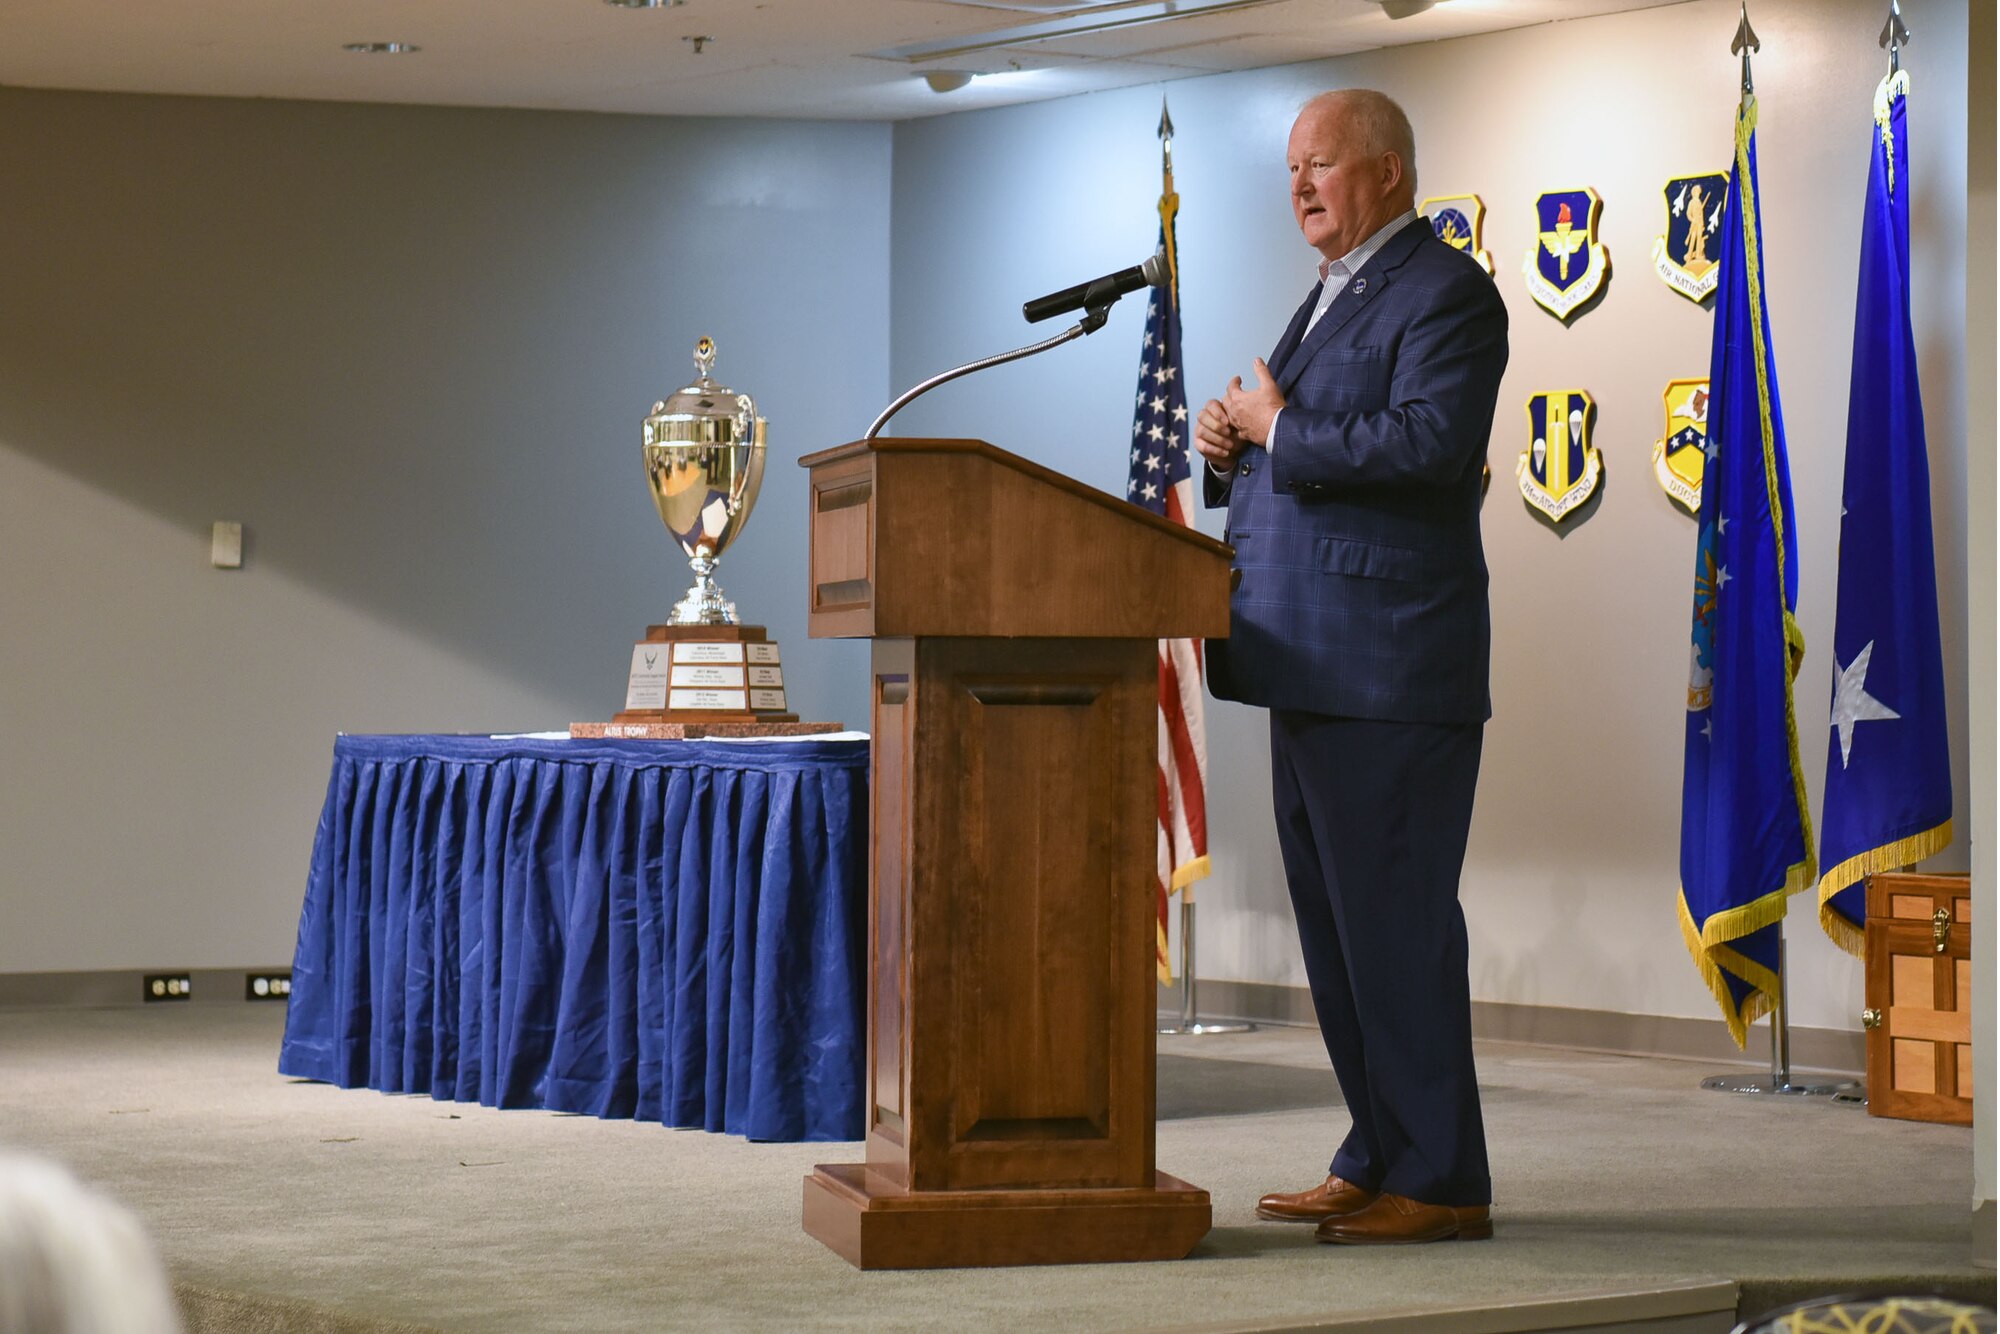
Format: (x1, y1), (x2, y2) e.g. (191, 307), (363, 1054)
(245, 971), (292, 1001)
(210, 521), (243, 569)
(143, 973), (192, 1002)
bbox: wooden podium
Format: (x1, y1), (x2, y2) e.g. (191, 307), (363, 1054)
(797, 438), (1232, 1269)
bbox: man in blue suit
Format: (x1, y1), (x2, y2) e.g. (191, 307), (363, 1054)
(1194, 89), (1507, 1246)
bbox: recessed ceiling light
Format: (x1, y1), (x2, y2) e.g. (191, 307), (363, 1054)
(342, 42), (420, 54)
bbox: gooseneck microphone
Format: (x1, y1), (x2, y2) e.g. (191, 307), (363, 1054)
(1022, 252), (1166, 323)
(866, 251), (1162, 438)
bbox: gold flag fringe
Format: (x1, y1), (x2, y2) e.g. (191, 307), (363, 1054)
(1815, 820), (1953, 958)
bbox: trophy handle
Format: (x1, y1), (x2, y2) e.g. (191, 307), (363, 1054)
(735, 395), (767, 520)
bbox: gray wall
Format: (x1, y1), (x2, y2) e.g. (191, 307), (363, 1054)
(0, 0), (1977, 1045)
(887, 0), (1973, 1033)
(0, 90), (887, 972)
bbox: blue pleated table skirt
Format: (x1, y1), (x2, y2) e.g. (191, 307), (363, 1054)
(278, 733), (869, 1142)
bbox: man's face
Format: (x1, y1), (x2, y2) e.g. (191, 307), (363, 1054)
(1287, 103), (1392, 261)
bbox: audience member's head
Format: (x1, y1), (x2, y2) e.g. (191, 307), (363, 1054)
(0, 1151), (181, 1334)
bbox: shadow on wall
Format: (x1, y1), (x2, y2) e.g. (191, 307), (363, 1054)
(0, 88), (890, 713)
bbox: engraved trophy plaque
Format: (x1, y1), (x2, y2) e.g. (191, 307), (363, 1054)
(574, 337), (834, 739)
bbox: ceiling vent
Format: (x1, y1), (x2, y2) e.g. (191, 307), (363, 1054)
(935, 0), (1164, 10)
(868, 0), (1286, 63)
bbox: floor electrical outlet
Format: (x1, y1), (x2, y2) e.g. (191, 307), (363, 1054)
(143, 974), (192, 1003)
(245, 972), (292, 1002)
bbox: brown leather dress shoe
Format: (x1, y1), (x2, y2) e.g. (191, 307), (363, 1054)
(1255, 1174), (1380, 1222)
(1314, 1192), (1492, 1244)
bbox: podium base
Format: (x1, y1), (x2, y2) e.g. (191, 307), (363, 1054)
(801, 1163), (1210, 1270)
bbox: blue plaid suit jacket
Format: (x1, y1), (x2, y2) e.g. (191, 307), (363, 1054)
(1204, 217), (1508, 723)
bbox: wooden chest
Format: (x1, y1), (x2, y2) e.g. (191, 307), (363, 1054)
(1863, 872), (1973, 1125)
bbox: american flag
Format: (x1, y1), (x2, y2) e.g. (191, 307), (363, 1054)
(1127, 189), (1210, 986)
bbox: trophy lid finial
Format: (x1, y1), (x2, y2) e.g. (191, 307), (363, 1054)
(694, 336), (717, 382)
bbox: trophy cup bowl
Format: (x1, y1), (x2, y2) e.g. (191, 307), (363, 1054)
(642, 336), (768, 625)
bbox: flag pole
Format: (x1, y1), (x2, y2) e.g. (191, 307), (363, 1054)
(1691, 8), (1833, 1100)
(1142, 95), (1248, 1039)
(1825, 0), (1926, 1111)
(1159, 891), (1252, 1035)
(1700, 926), (1837, 1095)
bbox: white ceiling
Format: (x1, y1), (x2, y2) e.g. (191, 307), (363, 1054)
(0, 0), (1687, 122)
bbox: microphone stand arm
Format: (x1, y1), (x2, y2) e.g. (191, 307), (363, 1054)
(864, 287), (1121, 442)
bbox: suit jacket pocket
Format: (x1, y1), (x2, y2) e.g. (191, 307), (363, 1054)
(1316, 535), (1421, 582)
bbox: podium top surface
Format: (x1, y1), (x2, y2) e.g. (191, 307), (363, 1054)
(799, 437), (1232, 640)
(798, 438), (1231, 561)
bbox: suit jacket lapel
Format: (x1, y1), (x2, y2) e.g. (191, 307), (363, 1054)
(1266, 282), (1323, 379)
(1277, 218), (1432, 395)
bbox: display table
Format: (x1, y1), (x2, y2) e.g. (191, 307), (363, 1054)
(278, 732), (869, 1142)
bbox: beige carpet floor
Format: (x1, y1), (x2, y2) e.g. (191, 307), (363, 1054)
(0, 1006), (1986, 1332)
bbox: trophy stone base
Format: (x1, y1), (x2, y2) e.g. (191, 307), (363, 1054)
(602, 624), (820, 728)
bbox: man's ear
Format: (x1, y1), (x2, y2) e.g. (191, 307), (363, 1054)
(1380, 152), (1406, 194)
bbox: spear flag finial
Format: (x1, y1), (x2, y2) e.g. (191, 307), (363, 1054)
(1732, 3), (1760, 100)
(1879, 0), (1910, 75)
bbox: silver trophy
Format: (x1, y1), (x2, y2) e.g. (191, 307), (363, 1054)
(641, 337), (768, 625)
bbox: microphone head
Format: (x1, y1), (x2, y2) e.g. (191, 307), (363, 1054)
(1141, 251), (1167, 286)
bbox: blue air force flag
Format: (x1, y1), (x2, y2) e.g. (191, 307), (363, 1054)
(1817, 70), (1953, 953)
(1678, 95), (1815, 1048)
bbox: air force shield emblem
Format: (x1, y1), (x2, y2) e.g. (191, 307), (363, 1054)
(1518, 390), (1601, 522)
(1522, 189), (1609, 319)
(1421, 194), (1494, 276)
(1651, 173), (1726, 303)
(1651, 377), (1709, 514)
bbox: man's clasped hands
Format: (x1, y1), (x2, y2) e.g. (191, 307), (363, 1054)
(1193, 357), (1287, 472)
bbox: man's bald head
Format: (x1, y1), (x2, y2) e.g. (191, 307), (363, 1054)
(1300, 90), (1417, 201)
(1287, 88), (1419, 260)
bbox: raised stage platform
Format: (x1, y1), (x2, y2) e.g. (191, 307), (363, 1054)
(0, 1006), (1986, 1332)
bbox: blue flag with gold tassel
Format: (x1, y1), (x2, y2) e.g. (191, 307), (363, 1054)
(1678, 93), (1816, 1047)
(1817, 69), (1953, 953)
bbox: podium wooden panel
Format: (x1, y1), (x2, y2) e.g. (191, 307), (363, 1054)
(797, 438), (1231, 1269)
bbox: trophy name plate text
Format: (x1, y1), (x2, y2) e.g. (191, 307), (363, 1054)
(572, 720), (842, 740)
(578, 623), (838, 736)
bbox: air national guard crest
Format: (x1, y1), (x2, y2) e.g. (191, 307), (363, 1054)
(1652, 172), (1727, 303)
(1518, 390), (1601, 522)
(1652, 377), (1709, 514)
(1523, 189), (1609, 320)
(1421, 194), (1493, 276)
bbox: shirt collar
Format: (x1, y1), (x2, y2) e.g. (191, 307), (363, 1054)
(1318, 208), (1420, 283)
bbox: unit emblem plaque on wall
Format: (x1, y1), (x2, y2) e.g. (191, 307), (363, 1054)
(1522, 189), (1609, 320)
(1652, 378), (1710, 514)
(1651, 173), (1727, 303)
(1420, 194), (1494, 276)
(1518, 389), (1601, 522)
